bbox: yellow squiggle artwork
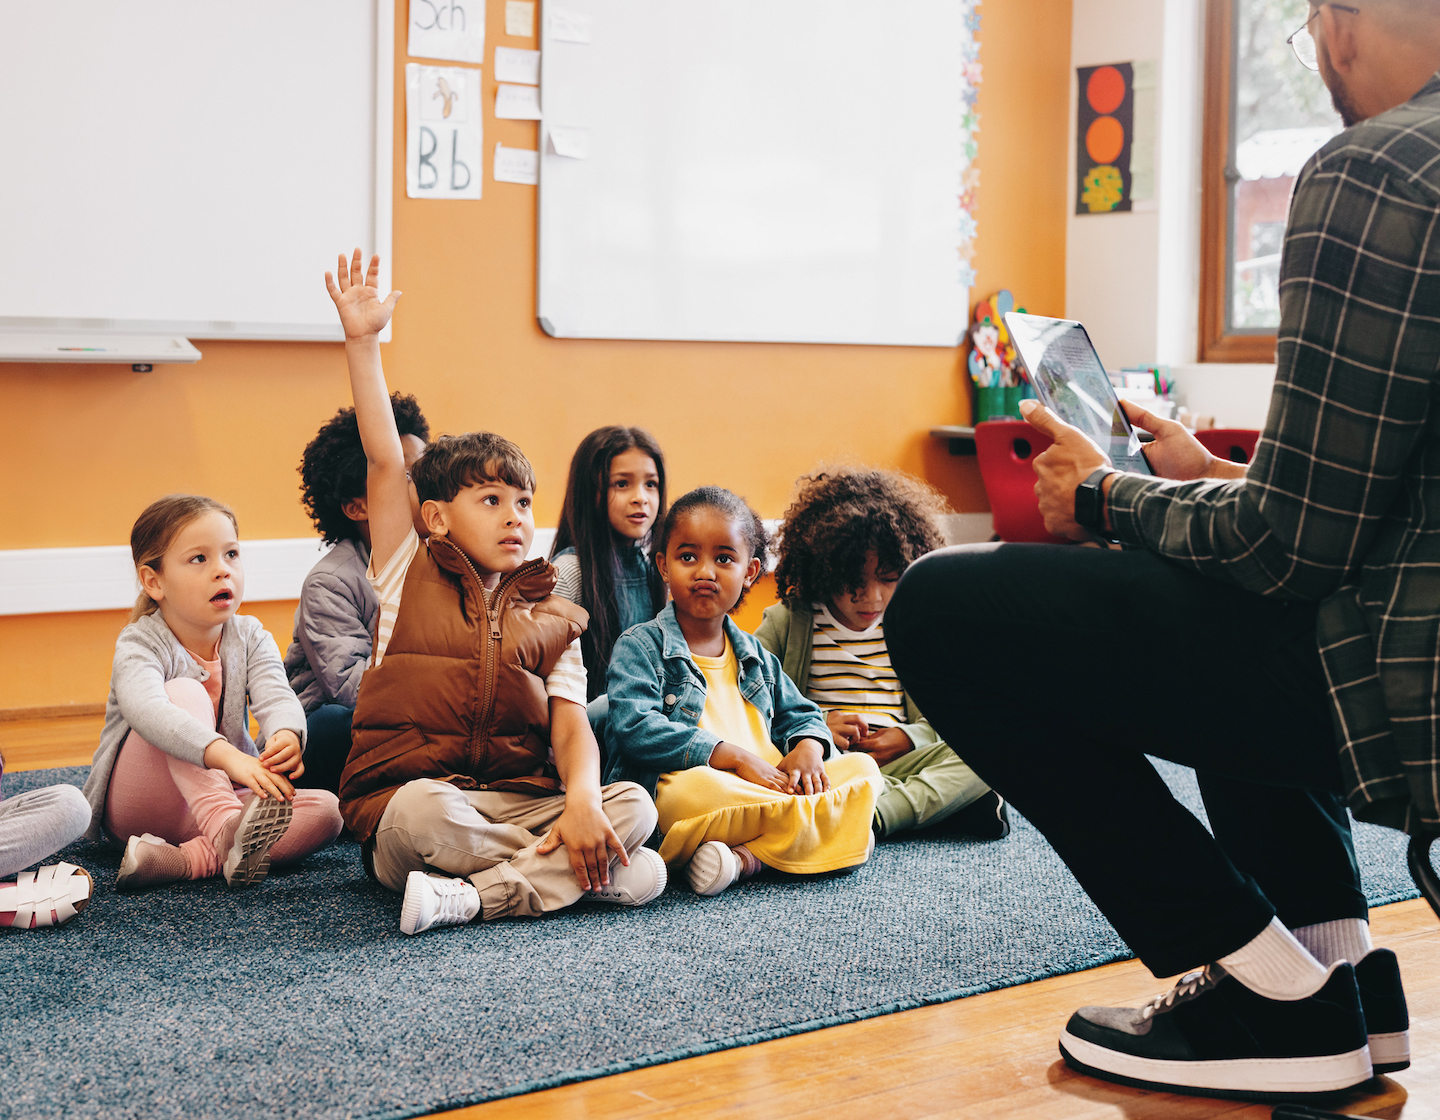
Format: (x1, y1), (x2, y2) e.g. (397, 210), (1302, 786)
(1081, 164), (1124, 212)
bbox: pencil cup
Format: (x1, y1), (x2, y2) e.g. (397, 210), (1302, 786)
(975, 386), (1006, 422)
(1004, 385), (1023, 418)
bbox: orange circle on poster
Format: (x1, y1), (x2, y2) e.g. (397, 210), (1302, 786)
(1086, 66), (1126, 113)
(1085, 116), (1125, 164)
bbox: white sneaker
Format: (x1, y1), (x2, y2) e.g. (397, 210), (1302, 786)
(399, 871), (480, 935)
(584, 847), (667, 906)
(686, 841), (742, 896)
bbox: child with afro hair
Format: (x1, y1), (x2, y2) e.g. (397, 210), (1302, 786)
(755, 466), (1009, 840)
(283, 393), (430, 793)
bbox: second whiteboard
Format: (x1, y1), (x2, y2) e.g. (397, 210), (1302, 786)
(537, 0), (973, 347)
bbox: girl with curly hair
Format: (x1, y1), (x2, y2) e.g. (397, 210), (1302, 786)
(605, 487), (883, 896)
(283, 393), (430, 793)
(755, 466), (1008, 841)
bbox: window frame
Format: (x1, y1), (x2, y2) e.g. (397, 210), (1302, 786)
(1199, 0), (1281, 363)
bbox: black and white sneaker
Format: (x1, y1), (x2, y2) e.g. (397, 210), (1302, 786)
(938, 790), (1011, 840)
(1355, 948), (1410, 1073)
(1059, 962), (1372, 1100)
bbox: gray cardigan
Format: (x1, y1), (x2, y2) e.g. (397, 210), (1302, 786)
(81, 611), (307, 840)
(283, 539), (377, 713)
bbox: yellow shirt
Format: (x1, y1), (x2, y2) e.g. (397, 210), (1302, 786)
(692, 637), (783, 765)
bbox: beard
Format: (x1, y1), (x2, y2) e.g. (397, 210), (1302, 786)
(1318, 50), (1363, 127)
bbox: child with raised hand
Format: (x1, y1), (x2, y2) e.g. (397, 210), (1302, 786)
(82, 496), (344, 891)
(284, 394), (430, 794)
(549, 426), (668, 700)
(326, 249), (662, 935)
(756, 467), (1007, 840)
(606, 487), (884, 896)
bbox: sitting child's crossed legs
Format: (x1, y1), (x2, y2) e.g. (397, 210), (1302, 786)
(371, 777), (658, 919)
(104, 678), (342, 878)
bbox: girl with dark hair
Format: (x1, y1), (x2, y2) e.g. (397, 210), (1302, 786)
(549, 426), (668, 700)
(605, 487), (883, 897)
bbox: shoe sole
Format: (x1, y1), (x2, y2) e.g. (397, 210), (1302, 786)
(1059, 1031), (1373, 1100)
(687, 842), (740, 896)
(1370, 1030), (1410, 1074)
(223, 798), (294, 887)
(400, 871), (431, 935)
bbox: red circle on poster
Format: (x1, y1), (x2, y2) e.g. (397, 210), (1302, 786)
(1086, 66), (1126, 114)
(1085, 116), (1125, 163)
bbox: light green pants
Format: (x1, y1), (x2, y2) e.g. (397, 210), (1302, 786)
(873, 741), (991, 836)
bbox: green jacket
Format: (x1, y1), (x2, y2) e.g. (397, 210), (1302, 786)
(753, 602), (944, 752)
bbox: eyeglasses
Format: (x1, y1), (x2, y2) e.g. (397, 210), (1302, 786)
(1287, 3), (1360, 70)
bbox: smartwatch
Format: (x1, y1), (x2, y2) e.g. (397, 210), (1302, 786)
(1074, 467), (1116, 532)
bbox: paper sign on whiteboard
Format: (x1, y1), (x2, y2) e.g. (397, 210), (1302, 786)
(495, 83), (543, 119)
(494, 143), (539, 184)
(406, 64), (483, 199)
(408, 0), (486, 63)
(505, 1), (535, 37)
(494, 46), (540, 85)
(546, 7), (591, 43)
(547, 126), (589, 159)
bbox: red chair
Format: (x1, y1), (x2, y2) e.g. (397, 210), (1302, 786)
(973, 420), (1067, 543)
(1195, 428), (1260, 465)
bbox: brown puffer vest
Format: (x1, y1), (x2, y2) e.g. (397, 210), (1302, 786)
(339, 534), (588, 846)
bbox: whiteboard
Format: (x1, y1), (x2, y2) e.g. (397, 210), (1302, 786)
(0, 1), (393, 343)
(537, 0), (971, 347)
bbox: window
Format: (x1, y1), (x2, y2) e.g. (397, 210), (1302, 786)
(1200, 0), (1341, 361)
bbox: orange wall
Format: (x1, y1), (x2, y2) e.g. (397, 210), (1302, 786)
(0, 0), (1072, 709)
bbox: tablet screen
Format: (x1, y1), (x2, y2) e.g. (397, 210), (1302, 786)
(1003, 312), (1152, 476)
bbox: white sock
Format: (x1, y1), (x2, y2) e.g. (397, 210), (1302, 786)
(1217, 917), (1330, 1000)
(1294, 918), (1373, 966)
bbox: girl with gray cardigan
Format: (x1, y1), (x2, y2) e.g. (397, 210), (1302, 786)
(82, 495), (342, 891)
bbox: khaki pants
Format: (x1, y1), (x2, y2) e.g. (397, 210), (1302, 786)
(371, 778), (657, 920)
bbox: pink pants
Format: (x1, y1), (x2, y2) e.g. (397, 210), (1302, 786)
(104, 679), (343, 880)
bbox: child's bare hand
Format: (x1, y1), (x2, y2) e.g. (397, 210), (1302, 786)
(711, 740), (792, 792)
(259, 730), (305, 779)
(849, 726), (913, 767)
(826, 710), (869, 749)
(325, 248), (401, 340)
(204, 740), (295, 802)
(537, 798), (627, 890)
(778, 738), (831, 795)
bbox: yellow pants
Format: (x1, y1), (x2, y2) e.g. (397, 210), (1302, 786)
(655, 752), (883, 874)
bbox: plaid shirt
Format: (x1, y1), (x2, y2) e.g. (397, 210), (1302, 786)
(1107, 74), (1440, 833)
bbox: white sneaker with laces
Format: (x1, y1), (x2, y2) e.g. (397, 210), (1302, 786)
(400, 871), (481, 935)
(686, 841), (741, 896)
(584, 847), (667, 906)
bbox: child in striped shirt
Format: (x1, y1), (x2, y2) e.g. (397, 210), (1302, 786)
(755, 467), (1009, 840)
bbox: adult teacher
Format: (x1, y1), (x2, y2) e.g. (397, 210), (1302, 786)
(888, 0), (1440, 1101)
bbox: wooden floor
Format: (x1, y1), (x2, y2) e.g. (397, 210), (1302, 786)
(6, 713), (1438, 1120)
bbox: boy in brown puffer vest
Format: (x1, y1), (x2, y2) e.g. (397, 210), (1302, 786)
(325, 249), (663, 934)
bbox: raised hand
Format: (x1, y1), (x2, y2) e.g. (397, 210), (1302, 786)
(324, 248), (401, 340)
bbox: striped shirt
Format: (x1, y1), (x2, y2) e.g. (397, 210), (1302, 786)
(366, 529), (587, 706)
(804, 604), (906, 726)
(1107, 74), (1440, 832)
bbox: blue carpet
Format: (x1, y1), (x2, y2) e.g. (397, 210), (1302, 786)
(0, 763), (1418, 1120)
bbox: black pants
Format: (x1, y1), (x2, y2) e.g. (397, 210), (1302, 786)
(886, 543), (1365, 978)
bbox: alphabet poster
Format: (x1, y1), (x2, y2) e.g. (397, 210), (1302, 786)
(408, 0), (486, 63)
(1075, 62), (1134, 214)
(406, 64), (483, 200)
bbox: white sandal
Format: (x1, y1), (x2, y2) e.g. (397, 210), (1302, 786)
(2, 862), (93, 929)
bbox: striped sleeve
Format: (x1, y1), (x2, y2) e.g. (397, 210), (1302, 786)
(545, 639), (588, 706)
(365, 529), (421, 666)
(551, 552), (582, 604)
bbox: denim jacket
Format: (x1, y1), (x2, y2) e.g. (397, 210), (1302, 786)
(604, 603), (833, 798)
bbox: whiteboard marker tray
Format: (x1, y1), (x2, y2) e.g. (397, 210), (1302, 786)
(0, 333), (201, 364)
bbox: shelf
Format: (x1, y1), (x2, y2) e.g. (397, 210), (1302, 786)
(0, 332), (201, 365)
(930, 425), (976, 455)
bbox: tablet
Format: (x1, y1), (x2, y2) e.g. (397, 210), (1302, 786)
(1003, 312), (1153, 476)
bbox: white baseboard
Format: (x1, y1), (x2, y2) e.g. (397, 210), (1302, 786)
(0, 518), (999, 617)
(0, 528), (561, 617)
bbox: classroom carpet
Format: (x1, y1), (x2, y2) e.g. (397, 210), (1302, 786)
(1, 763), (1421, 1120)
